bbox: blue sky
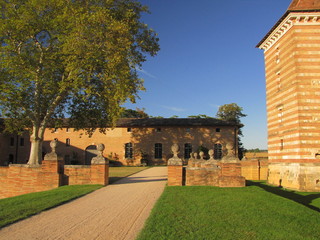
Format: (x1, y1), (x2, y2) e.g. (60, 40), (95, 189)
(124, 0), (292, 149)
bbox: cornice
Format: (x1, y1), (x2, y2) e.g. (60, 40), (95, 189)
(258, 12), (320, 52)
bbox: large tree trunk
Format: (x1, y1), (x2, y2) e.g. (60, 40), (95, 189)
(27, 126), (44, 165)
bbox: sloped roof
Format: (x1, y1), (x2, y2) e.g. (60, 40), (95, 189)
(257, 0), (320, 48)
(116, 118), (239, 127)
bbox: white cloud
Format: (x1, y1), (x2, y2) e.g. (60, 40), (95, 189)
(161, 105), (186, 112)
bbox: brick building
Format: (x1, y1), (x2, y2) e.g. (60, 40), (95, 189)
(257, 0), (320, 191)
(0, 118), (239, 166)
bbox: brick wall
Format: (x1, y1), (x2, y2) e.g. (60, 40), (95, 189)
(168, 165), (183, 186)
(0, 159), (109, 199)
(0, 160), (61, 198)
(168, 162), (245, 188)
(64, 164), (109, 186)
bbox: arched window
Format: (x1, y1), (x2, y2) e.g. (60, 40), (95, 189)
(214, 143), (222, 159)
(66, 138), (70, 147)
(155, 143), (162, 159)
(184, 143), (192, 159)
(125, 143), (133, 159)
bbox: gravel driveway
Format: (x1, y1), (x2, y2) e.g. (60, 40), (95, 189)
(0, 167), (167, 240)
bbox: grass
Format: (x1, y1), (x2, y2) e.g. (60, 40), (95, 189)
(0, 184), (102, 228)
(109, 166), (149, 184)
(0, 166), (148, 228)
(137, 181), (320, 240)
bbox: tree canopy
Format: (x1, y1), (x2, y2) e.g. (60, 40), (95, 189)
(216, 103), (247, 125)
(0, 0), (159, 164)
(216, 103), (247, 158)
(120, 108), (149, 118)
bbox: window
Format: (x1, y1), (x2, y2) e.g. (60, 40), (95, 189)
(127, 128), (132, 132)
(216, 128), (220, 132)
(125, 143), (133, 158)
(66, 138), (70, 147)
(280, 139), (284, 150)
(66, 128), (70, 133)
(54, 128), (58, 133)
(186, 128), (191, 133)
(214, 143), (222, 159)
(156, 128), (161, 132)
(184, 143), (192, 159)
(154, 143), (162, 159)
(20, 137), (24, 147)
(10, 137), (14, 147)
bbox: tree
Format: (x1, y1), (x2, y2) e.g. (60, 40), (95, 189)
(216, 103), (247, 158)
(0, 0), (159, 165)
(120, 108), (149, 118)
(188, 114), (213, 119)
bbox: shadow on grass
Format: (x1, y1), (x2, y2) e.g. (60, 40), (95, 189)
(247, 181), (320, 212)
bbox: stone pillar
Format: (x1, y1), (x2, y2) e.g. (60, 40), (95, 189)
(167, 144), (183, 186)
(91, 144), (109, 185)
(219, 143), (245, 187)
(41, 140), (64, 188)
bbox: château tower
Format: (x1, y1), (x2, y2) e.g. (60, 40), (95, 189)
(257, 0), (320, 191)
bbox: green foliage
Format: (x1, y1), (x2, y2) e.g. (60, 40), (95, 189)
(246, 148), (268, 153)
(137, 184), (320, 240)
(0, 185), (102, 228)
(120, 108), (149, 118)
(188, 114), (213, 119)
(0, 0), (159, 163)
(216, 103), (247, 158)
(216, 103), (246, 124)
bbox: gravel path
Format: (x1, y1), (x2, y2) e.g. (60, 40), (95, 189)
(0, 167), (167, 240)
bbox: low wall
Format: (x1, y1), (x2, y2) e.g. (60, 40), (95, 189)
(169, 162), (245, 187)
(0, 161), (109, 199)
(64, 164), (109, 185)
(0, 160), (62, 198)
(241, 159), (268, 180)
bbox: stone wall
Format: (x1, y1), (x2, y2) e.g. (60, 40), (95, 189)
(268, 162), (320, 192)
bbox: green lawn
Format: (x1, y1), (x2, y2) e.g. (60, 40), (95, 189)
(109, 166), (149, 184)
(0, 166), (148, 228)
(137, 181), (320, 240)
(0, 184), (102, 228)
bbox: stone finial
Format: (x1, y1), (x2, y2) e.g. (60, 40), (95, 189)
(44, 139), (60, 160)
(205, 149), (218, 165)
(199, 151), (205, 160)
(193, 152), (198, 160)
(208, 149), (214, 160)
(168, 144), (183, 166)
(171, 143), (179, 158)
(221, 143), (240, 163)
(91, 143), (108, 164)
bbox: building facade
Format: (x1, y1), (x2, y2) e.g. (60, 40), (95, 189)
(257, 0), (320, 191)
(0, 118), (239, 166)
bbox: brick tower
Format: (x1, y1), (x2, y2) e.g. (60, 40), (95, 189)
(257, 0), (320, 191)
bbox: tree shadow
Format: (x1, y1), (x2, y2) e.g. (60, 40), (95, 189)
(247, 180), (320, 212)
